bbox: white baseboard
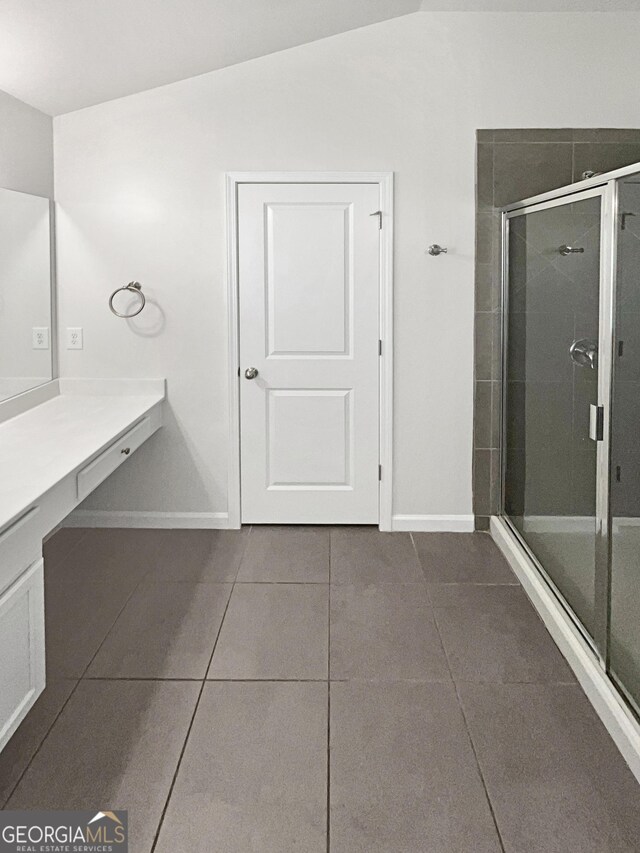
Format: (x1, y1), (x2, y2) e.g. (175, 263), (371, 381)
(491, 515), (640, 786)
(391, 514), (475, 532)
(63, 511), (476, 532)
(63, 510), (233, 529)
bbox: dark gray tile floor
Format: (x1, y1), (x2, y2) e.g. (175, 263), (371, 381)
(1, 526), (639, 853)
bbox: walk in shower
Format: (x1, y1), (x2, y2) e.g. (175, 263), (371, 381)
(501, 164), (640, 721)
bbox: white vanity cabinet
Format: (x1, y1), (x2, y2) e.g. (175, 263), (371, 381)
(0, 378), (165, 752)
(0, 560), (45, 752)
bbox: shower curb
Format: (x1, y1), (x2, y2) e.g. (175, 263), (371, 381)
(491, 515), (640, 786)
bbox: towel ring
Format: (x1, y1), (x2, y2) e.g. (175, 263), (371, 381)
(109, 281), (146, 318)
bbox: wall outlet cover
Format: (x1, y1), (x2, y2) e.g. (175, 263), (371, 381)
(66, 327), (83, 349)
(32, 327), (49, 349)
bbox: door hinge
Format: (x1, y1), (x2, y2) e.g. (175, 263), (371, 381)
(378, 339), (382, 356)
(378, 464), (382, 481)
(370, 210), (382, 229)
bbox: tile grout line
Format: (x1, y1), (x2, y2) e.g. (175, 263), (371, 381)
(326, 529), (332, 853)
(408, 529), (507, 850)
(429, 598), (507, 853)
(451, 677), (507, 853)
(408, 532), (429, 587)
(149, 525), (252, 853)
(234, 579), (329, 585)
(82, 676), (341, 683)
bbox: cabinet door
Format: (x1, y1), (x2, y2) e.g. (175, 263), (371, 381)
(0, 559), (45, 752)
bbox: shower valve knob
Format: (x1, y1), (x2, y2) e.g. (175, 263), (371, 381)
(427, 244), (448, 256)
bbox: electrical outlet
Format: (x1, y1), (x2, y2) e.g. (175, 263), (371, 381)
(32, 327), (49, 349)
(66, 327), (83, 350)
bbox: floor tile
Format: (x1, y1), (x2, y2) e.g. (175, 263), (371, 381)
(330, 584), (450, 681)
(87, 581), (232, 679)
(330, 681), (501, 852)
(45, 528), (162, 592)
(45, 579), (133, 678)
(459, 683), (640, 852)
(413, 532), (517, 583)
(155, 682), (327, 853)
(330, 527), (424, 584)
(208, 583), (328, 679)
(432, 584), (574, 683)
(7, 680), (199, 853)
(0, 678), (78, 807)
(43, 527), (89, 570)
(236, 526), (329, 583)
(147, 528), (249, 582)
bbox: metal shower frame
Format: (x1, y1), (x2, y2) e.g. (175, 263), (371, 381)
(498, 163), (640, 683)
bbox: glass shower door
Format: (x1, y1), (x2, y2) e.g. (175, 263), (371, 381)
(609, 174), (640, 714)
(503, 191), (604, 641)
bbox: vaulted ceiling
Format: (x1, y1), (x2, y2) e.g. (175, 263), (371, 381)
(0, 0), (636, 116)
(0, 0), (420, 115)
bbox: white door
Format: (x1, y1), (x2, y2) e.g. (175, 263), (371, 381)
(238, 182), (380, 523)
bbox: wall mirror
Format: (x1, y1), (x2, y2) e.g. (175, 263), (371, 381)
(0, 187), (53, 402)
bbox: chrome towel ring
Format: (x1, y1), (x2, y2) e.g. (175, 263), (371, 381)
(109, 281), (146, 318)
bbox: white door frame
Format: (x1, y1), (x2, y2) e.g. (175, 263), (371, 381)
(225, 171), (394, 530)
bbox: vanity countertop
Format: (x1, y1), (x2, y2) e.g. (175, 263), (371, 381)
(0, 379), (165, 531)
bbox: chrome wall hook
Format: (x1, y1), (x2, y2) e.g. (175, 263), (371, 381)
(427, 244), (448, 256)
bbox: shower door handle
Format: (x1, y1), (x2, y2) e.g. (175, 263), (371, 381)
(589, 404), (604, 442)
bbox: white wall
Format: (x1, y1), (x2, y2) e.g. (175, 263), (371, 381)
(0, 89), (53, 198)
(53, 11), (640, 526)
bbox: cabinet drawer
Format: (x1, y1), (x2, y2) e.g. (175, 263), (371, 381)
(0, 559), (45, 753)
(77, 416), (152, 500)
(0, 506), (42, 596)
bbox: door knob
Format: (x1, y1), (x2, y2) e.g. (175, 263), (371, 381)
(244, 367), (259, 379)
(427, 244), (448, 256)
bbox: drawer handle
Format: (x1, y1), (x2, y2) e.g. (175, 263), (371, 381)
(121, 447), (131, 455)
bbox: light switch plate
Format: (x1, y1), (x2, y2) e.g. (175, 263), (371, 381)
(32, 327), (49, 349)
(66, 327), (83, 349)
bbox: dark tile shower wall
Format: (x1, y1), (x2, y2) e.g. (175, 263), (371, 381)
(612, 180), (640, 520)
(474, 128), (640, 531)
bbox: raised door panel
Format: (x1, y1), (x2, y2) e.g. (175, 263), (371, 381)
(266, 202), (352, 357)
(267, 389), (352, 488)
